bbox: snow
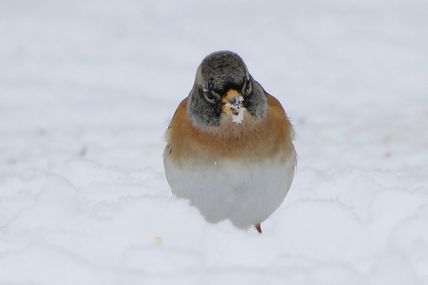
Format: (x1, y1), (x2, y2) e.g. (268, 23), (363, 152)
(1, 0), (427, 284)
(230, 96), (245, 124)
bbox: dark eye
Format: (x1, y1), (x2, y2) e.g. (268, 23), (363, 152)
(242, 78), (252, 95)
(203, 89), (218, 104)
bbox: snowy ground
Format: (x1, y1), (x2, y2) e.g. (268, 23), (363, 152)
(1, 0), (428, 284)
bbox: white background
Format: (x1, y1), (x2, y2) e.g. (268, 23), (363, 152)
(1, 0), (427, 284)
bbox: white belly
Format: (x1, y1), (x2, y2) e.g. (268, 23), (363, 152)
(164, 150), (296, 229)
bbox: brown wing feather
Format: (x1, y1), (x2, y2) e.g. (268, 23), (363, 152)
(165, 94), (294, 166)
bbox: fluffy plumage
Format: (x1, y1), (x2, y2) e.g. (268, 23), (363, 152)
(163, 51), (296, 233)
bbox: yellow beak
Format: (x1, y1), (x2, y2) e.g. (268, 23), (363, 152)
(221, 89), (244, 116)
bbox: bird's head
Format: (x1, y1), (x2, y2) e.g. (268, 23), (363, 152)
(187, 51), (267, 128)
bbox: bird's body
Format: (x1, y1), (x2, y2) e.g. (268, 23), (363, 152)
(163, 51), (296, 232)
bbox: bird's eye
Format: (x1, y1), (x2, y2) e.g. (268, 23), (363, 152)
(242, 77), (252, 95)
(203, 89), (217, 104)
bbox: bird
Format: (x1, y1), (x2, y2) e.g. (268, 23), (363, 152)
(163, 51), (296, 233)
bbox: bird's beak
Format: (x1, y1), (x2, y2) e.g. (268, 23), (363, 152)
(221, 89), (245, 116)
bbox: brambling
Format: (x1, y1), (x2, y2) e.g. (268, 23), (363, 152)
(163, 51), (296, 233)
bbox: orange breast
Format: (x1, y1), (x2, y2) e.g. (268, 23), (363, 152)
(165, 94), (294, 165)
